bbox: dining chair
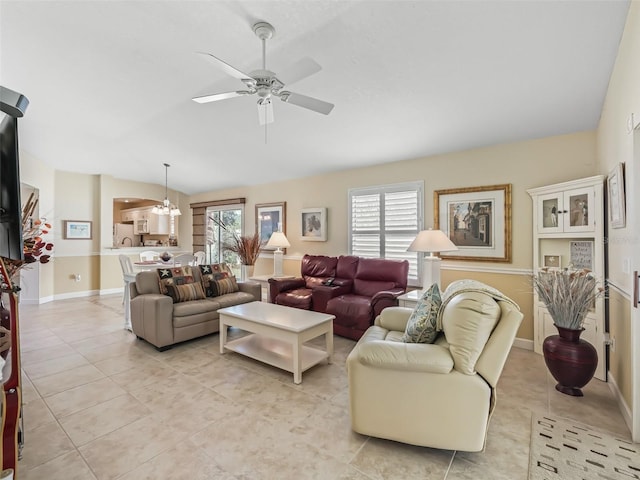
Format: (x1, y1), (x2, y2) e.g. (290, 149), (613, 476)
(193, 251), (206, 265)
(118, 254), (134, 304)
(139, 251), (158, 261)
(173, 253), (196, 266)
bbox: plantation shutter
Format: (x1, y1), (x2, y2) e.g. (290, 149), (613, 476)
(349, 182), (423, 284)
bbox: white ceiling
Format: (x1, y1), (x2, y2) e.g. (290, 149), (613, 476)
(0, 1), (630, 195)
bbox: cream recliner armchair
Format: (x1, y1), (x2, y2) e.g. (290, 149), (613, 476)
(346, 281), (523, 452)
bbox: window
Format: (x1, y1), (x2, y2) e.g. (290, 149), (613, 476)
(205, 205), (244, 276)
(349, 181), (423, 284)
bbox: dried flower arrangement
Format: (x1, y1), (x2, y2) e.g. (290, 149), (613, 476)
(1, 192), (54, 280)
(208, 216), (264, 266)
(225, 232), (264, 266)
(533, 267), (605, 330)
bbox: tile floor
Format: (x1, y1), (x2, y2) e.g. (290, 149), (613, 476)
(14, 294), (631, 479)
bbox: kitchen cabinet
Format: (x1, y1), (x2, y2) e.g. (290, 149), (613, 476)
(527, 175), (606, 380)
(147, 211), (170, 235)
(120, 207), (174, 236)
(121, 209), (137, 223)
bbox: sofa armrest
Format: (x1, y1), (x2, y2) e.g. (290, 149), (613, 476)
(130, 294), (174, 349)
(355, 339), (453, 374)
(371, 288), (405, 317)
(268, 277), (305, 302)
(238, 281), (261, 302)
(304, 285), (345, 312)
(374, 306), (413, 331)
(332, 278), (353, 288)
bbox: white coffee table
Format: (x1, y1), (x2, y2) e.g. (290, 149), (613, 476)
(218, 301), (334, 384)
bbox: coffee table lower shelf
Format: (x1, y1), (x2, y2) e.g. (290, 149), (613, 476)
(223, 334), (328, 379)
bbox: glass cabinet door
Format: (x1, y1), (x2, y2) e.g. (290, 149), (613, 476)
(536, 187), (595, 234)
(536, 193), (563, 233)
(562, 187), (595, 232)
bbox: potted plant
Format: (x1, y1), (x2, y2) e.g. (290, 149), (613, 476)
(533, 267), (605, 396)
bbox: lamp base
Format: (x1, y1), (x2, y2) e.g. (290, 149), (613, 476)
(273, 249), (284, 277)
(422, 256), (442, 290)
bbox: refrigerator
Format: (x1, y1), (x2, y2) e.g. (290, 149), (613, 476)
(113, 223), (140, 247)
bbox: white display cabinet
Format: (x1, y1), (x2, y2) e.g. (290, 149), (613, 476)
(527, 175), (606, 381)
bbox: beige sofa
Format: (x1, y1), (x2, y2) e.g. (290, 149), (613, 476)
(346, 284), (523, 452)
(130, 269), (260, 351)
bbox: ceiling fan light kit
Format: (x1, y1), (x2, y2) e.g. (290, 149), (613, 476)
(192, 20), (334, 126)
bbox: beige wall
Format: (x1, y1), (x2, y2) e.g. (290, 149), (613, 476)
(191, 131), (597, 269)
(596, 2), (640, 421)
(609, 287), (632, 408)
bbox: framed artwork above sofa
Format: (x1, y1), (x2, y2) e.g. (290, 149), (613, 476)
(301, 207), (327, 241)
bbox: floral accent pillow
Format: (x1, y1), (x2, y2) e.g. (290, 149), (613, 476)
(402, 283), (442, 344)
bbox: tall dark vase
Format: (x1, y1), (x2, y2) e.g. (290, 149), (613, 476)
(542, 325), (597, 397)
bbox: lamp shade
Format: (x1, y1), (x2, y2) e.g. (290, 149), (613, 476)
(266, 231), (290, 249)
(407, 229), (458, 253)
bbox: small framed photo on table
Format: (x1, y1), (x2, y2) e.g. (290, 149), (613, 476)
(543, 254), (561, 269)
(64, 220), (92, 240)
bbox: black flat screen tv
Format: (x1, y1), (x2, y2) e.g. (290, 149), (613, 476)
(0, 112), (23, 261)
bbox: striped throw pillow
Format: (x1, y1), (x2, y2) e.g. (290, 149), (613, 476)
(166, 282), (206, 303)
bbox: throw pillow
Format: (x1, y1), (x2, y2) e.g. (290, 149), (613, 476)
(157, 266), (197, 295)
(210, 276), (239, 296)
(199, 264), (238, 297)
(166, 282), (206, 303)
(402, 283), (442, 344)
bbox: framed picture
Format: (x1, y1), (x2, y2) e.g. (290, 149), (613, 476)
(255, 202), (286, 250)
(300, 208), (327, 241)
(607, 162), (626, 228)
(570, 241), (593, 270)
(434, 184), (512, 262)
(64, 220), (92, 240)
(543, 254), (561, 269)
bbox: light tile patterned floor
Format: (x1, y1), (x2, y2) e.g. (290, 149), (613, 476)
(15, 294), (631, 479)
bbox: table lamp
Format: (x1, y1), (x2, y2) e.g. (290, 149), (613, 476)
(407, 228), (458, 290)
(266, 231), (290, 277)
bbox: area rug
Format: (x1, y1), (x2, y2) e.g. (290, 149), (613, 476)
(529, 413), (640, 479)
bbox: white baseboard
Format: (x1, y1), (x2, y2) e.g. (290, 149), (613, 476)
(19, 295), (54, 305)
(23, 287), (124, 304)
(513, 337), (534, 350)
(100, 287), (124, 296)
(54, 290), (101, 301)
(607, 370), (633, 434)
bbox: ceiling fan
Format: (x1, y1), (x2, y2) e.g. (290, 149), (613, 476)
(192, 21), (334, 125)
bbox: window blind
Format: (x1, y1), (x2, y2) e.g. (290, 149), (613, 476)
(349, 182), (423, 284)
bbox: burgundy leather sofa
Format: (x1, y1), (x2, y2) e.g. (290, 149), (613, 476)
(269, 254), (409, 340)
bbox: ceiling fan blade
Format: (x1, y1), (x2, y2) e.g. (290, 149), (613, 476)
(279, 57), (322, 86)
(280, 91), (334, 115)
(192, 91), (249, 104)
(258, 100), (274, 125)
(196, 52), (255, 84)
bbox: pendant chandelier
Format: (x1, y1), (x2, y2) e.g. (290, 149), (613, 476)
(152, 163), (181, 216)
